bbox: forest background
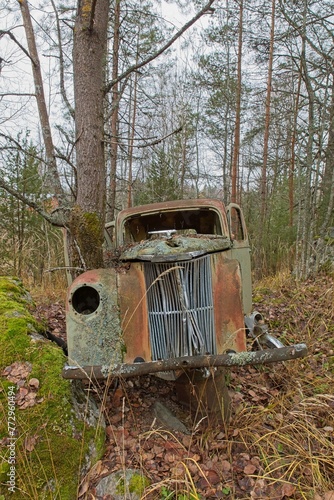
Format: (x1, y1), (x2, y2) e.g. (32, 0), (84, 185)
(0, 0), (333, 285)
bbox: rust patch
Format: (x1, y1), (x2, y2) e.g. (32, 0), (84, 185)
(118, 262), (151, 364)
(211, 254), (246, 353)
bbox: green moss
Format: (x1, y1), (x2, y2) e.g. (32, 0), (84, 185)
(116, 472), (150, 496)
(0, 460), (10, 483)
(128, 473), (150, 494)
(68, 206), (104, 269)
(0, 277), (105, 499)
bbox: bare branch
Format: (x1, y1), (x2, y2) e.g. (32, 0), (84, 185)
(0, 29), (36, 65)
(137, 126), (183, 148)
(278, 0), (334, 63)
(45, 266), (85, 273)
(105, 0), (216, 93)
(0, 175), (64, 227)
(0, 133), (46, 166)
(0, 93), (36, 97)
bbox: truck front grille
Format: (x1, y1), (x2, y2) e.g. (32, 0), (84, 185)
(144, 255), (216, 361)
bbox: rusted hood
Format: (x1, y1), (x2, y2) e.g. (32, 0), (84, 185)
(120, 234), (231, 261)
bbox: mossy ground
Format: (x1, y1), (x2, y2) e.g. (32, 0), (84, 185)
(0, 277), (104, 499)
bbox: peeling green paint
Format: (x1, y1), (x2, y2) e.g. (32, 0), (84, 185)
(67, 269), (124, 367)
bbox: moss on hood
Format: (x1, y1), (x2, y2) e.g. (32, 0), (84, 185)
(0, 277), (105, 499)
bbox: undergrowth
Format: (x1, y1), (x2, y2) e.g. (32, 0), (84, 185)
(91, 272), (334, 500)
(2, 272), (333, 499)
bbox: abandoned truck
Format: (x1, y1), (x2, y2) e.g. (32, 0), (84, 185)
(62, 199), (307, 415)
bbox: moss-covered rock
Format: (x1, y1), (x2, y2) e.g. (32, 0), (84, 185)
(95, 469), (150, 499)
(0, 277), (105, 499)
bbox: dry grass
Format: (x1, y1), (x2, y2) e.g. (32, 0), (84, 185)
(93, 272), (334, 499)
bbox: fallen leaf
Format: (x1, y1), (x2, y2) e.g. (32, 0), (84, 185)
(324, 492), (334, 500)
(77, 479), (89, 498)
(28, 378), (40, 390)
(170, 464), (184, 478)
(205, 469), (220, 485)
(3, 362), (32, 383)
(17, 387), (29, 399)
(238, 476), (255, 491)
(25, 435), (38, 452)
(111, 387), (123, 406)
(244, 464), (257, 475)
(221, 460), (231, 473)
(281, 483), (296, 497)
(165, 451), (176, 463)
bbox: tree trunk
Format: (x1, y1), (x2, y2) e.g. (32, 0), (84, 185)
(109, 0), (121, 221)
(72, 0), (109, 269)
(296, 4), (315, 279)
(320, 73), (334, 233)
(17, 0), (63, 202)
(289, 62), (302, 227)
(260, 0), (276, 227)
(231, 0), (243, 204)
(127, 34), (140, 208)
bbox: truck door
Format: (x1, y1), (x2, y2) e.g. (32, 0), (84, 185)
(226, 203), (252, 315)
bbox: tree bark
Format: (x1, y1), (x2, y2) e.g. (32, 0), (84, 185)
(231, 0), (243, 204)
(17, 0), (64, 203)
(321, 73), (334, 233)
(296, 3), (315, 279)
(260, 0), (276, 227)
(72, 0), (110, 269)
(289, 62), (302, 227)
(127, 34), (140, 209)
(109, 0), (121, 221)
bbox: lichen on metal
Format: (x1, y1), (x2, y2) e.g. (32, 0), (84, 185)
(66, 269), (123, 367)
(120, 234), (231, 261)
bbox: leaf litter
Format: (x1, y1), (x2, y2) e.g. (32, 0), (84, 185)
(33, 273), (334, 499)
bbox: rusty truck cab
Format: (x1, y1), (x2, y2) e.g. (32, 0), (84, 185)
(63, 199), (307, 418)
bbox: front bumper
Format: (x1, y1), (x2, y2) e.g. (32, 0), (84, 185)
(62, 343), (307, 380)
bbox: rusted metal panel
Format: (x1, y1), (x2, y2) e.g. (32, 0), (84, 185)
(116, 198), (230, 246)
(120, 234), (231, 261)
(211, 253), (247, 353)
(225, 247), (252, 315)
(118, 262), (150, 364)
(66, 269), (123, 367)
(226, 203), (252, 315)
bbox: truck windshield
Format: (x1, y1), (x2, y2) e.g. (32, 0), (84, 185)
(123, 208), (224, 244)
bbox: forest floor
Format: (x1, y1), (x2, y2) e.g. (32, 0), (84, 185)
(33, 272), (334, 500)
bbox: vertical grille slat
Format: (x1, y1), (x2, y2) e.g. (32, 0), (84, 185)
(144, 255), (216, 361)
